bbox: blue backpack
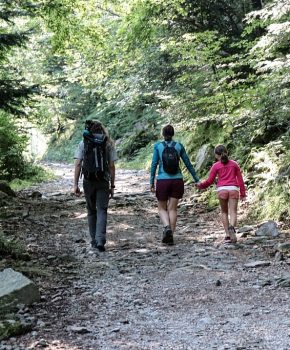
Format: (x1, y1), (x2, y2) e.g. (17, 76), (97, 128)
(162, 141), (180, 174)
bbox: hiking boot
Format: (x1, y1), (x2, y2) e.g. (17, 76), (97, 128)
(91, 240), (98, 248)
(162, 226), (174, 245)
(228, 225), (237, 243)
(97, 244), (106, 252)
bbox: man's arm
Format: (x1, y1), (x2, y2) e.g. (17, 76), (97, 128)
(74, 159), (82, 196)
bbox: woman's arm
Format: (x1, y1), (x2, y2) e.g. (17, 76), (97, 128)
(180, 144), (200, 183)
(150, 144), (159, 189)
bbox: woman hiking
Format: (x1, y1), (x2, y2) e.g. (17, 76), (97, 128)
(196, 144), (246, 244)
(150, 124), (200, 245)
(74, 120), (118, 252)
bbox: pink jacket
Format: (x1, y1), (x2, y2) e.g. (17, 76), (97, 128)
(198, 159), (246, 198)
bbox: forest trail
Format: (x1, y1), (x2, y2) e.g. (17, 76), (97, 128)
(1, 163), (290, 350)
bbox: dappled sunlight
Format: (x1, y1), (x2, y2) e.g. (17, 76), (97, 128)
(1, 0), (290, 346)
(251, 150), (278, 181)
(72, 211), (87, 219)
(2, 163), (290, 349)
(26, 338), (86, 350)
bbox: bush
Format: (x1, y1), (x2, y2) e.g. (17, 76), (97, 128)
(0, 113), (28, 181)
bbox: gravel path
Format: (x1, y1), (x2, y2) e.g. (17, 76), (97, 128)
(1, 163), (290, 350)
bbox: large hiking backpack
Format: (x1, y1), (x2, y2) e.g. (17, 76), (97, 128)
(162, 141), (180, 174)
(82, 131), (108, 180)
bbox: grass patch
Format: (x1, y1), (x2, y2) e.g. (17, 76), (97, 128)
(198, 187), (219, 211)
(0, 233), (30, 260)
(0, 319), (26, 341)
(251, 181), (290, 221)
(9, 163), (55, 191)
(117, 143), (154, 171)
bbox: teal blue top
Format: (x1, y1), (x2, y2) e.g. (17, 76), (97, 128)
(150, 140), (199, 186)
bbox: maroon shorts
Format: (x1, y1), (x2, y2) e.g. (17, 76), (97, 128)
(156, 179), (184, 201)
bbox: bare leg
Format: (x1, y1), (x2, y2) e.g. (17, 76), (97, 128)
(167, 197), (179, 232)
(157, 200), (170, 227)
(229, 198), (238, 227)
(219, 198), (230, 236)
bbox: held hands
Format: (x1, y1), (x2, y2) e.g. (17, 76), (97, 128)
(195, 181), (202, 190)
(150, 186), (155, 193)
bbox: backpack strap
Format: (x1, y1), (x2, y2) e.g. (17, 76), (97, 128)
(162, 141), (176, 147)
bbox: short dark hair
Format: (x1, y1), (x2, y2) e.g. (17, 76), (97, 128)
(162, 124), (174, 141)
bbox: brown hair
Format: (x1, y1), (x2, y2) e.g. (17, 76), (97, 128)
(215, 144), (229, 164)
(162, 124), (174, 141)
(90, 120), (113, 147)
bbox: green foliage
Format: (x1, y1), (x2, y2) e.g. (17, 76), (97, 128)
(0, 0), (289, 224)
(117, 128), (159, 159)
(0, 231), (29, 260)
(0, 113), (50, 183)
(0, 319), (24, 341)
(0, 113), (28, 181)
(117, 142), (154, 171)
(9, 163), (54, 190)
(251, 180), (290, 221)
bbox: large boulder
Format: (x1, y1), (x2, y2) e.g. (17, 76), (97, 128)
(0, 182), (15, 197)
(255, 220), (279, 237)
(195, 144), (214, 172)
(0, 268), (40, 313)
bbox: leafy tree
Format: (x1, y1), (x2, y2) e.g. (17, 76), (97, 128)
(0, 112), (28, 180)
(0, 0), (36, 114)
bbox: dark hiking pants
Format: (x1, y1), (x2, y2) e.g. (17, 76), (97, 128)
(83, 178), (110, 246)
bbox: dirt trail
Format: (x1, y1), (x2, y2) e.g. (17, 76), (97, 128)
(1, 163), (290, 350)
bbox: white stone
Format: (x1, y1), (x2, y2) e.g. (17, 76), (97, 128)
(0, 268), (40, 311)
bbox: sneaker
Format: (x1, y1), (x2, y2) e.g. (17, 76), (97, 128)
(223, 236), (232, 245)
(228, 225), (237, 243)
(97, 244), (106, 252)
(162, 226), (174, 245)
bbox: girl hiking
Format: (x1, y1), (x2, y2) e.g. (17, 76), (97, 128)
(150, 124), (200, 245)
(196, 144), (246, 244)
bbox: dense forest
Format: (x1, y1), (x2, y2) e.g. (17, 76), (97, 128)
(1, 0), (290, 346)
(0, 0), (289, 220)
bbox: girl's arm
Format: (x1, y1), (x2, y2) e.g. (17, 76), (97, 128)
(197, 165), (218, 189)
(236, 165), (246, 198)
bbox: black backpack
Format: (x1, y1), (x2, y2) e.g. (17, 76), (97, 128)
(162, 141), (180, 174)
(82, 131), (108, 180)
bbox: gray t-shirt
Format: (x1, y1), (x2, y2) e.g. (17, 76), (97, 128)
(74, 141), (118, 181)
